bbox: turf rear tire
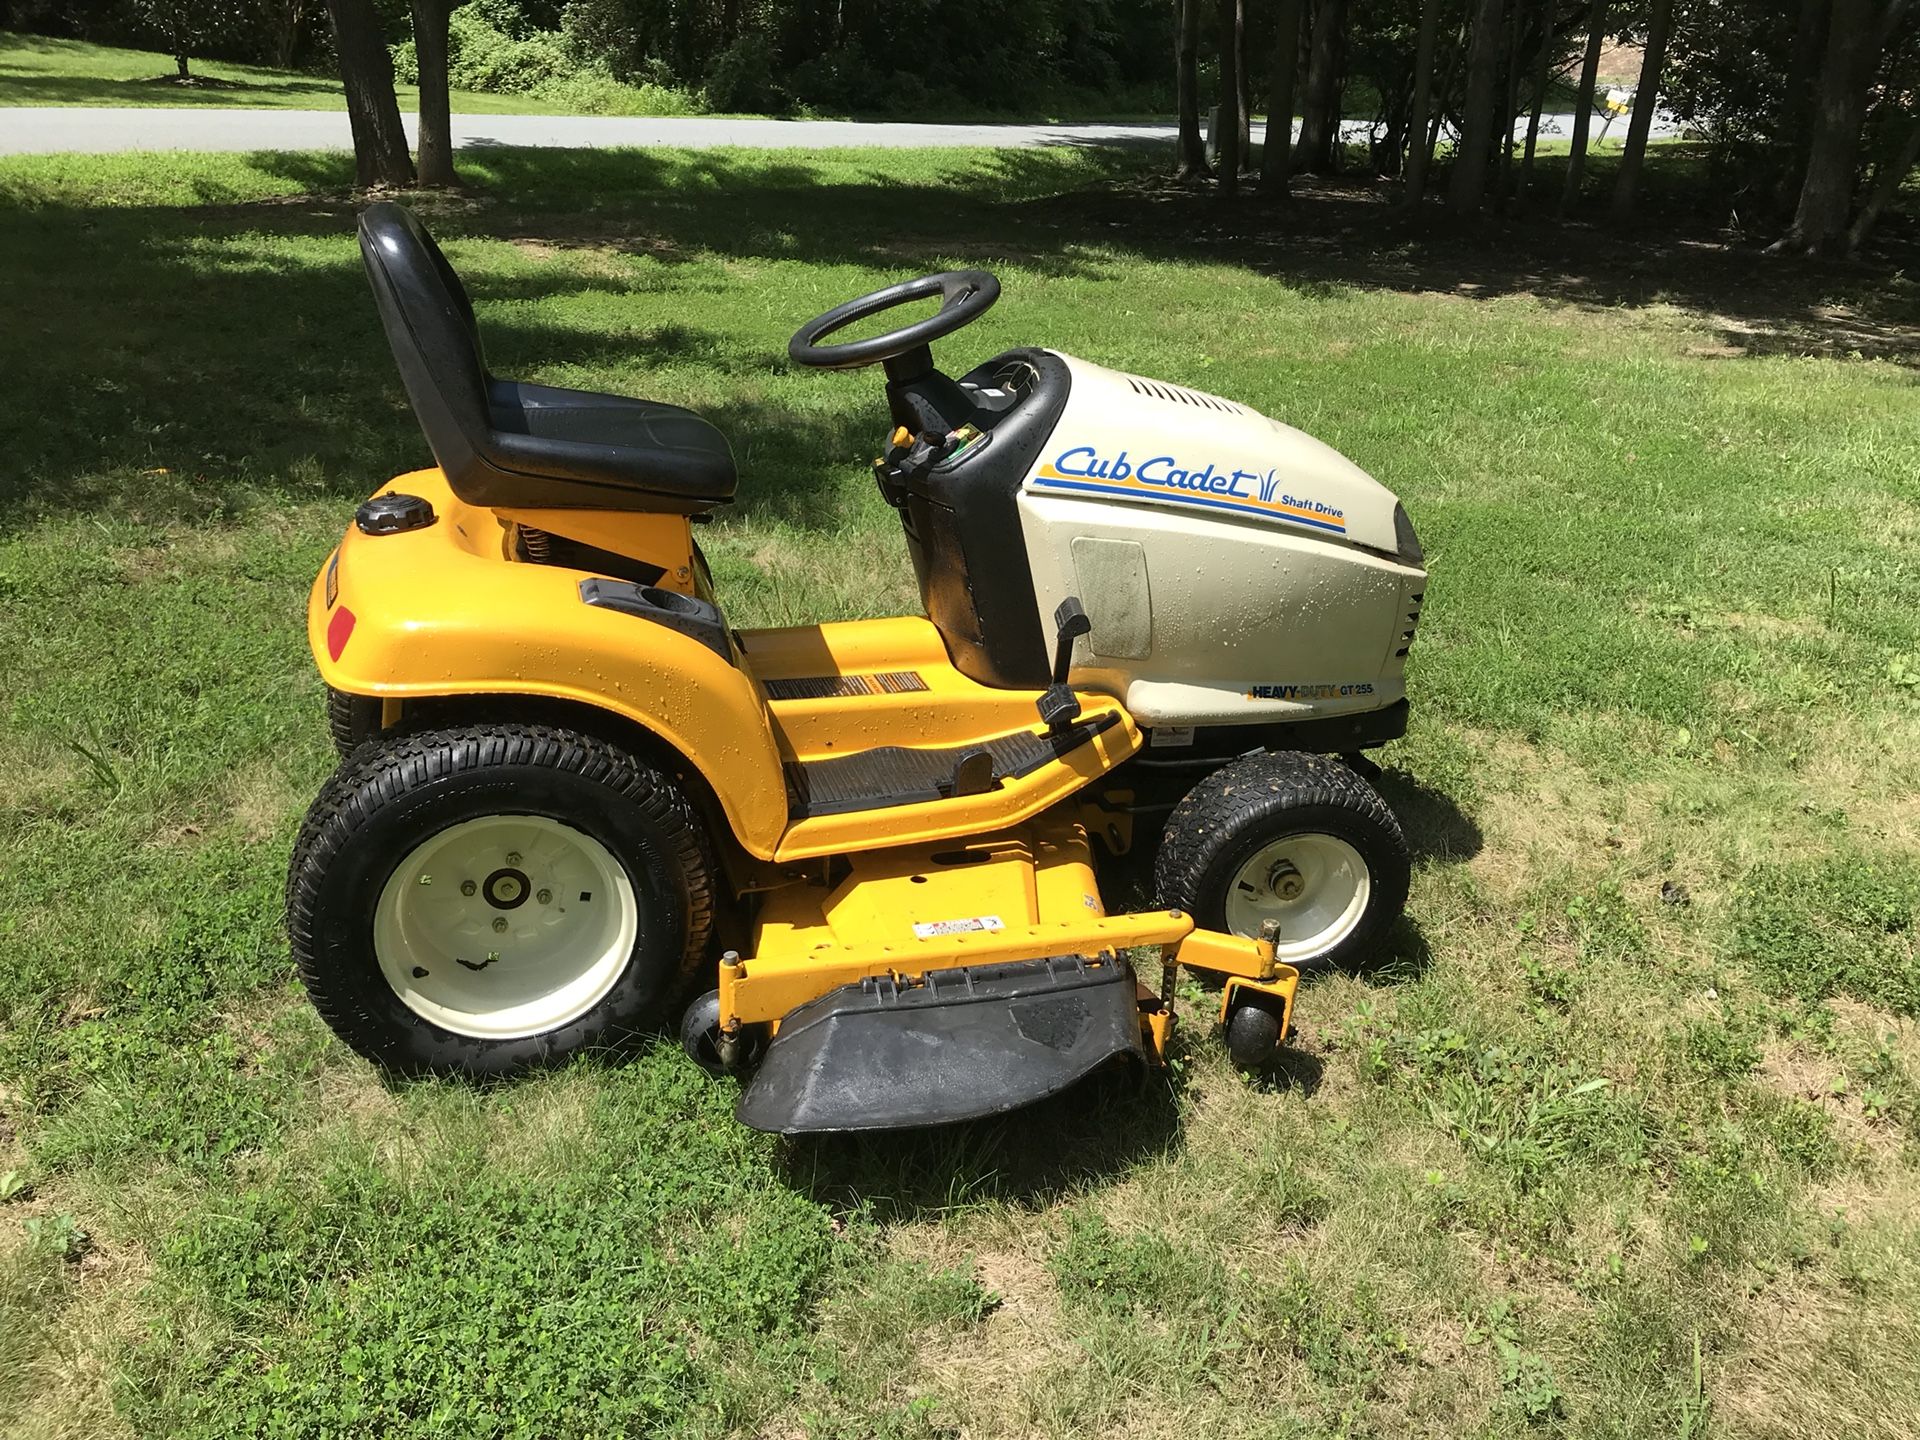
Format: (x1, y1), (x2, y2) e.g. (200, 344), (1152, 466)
(1154, 750), (1409, 973)
(288, 723), (715, 1078)
(326, 686), (382, 758)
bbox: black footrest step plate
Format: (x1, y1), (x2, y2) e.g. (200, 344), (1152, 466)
(784, 712), (1117, 818)
(736, 954), (1144, 1134)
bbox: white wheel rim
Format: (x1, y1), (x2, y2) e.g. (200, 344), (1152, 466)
(1223, 833), (1372, 962)
(373, 814), (639, 1040)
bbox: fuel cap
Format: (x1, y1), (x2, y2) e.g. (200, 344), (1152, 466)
(355, 492), (436, 535)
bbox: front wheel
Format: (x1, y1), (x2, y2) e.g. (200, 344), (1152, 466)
(287, 724), (715, 1077)
(1154, 751), (1410, 973)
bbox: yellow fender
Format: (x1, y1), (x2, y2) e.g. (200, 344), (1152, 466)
(309, 471), (792, 859)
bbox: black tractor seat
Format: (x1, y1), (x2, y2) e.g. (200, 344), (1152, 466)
(359, 202), (736, 515)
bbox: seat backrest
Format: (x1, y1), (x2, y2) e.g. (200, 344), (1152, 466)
(358, 202), (493, 492)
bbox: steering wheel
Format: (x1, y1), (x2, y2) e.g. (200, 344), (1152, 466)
(788, 270), (1000, 372)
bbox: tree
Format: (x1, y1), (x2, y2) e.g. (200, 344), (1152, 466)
(134, 0), (247, 80)
(325, 0), (415, 188)
(1497, 0), (1526, 198)
(1775, 0), (1893, 250)
(1261, 0), (1306, 194)
(1401, 0), (1445, 203)
(1609, 0), (1674, 220)
(410, 0), (457, 188)
(1559, 0), (1608, 214)
(1847, 107), (1920, 250)
(1448, 0), (1506, 211)
(1176, 0), (1212, 178)
(1218, 0), (1244, 191)
(1295, 0), (1347, 172)
(1516, 0), (1559, 197)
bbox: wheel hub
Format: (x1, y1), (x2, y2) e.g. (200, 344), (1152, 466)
(1267, 859), (1305, 902)
(373, 814), (638, 1040)
(482, 866), (531, 909)
(1224, 832), (1372, 964)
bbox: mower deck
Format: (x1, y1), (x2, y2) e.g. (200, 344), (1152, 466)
(737, 953), (1146, 1134)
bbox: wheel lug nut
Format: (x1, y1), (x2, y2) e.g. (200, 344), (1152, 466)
(492, 916), (509, 933)
(461, 880), (477, 896)
(506, 852), (522, 865)
(536, 888), (552, 905)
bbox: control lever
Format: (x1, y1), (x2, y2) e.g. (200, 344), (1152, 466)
(1036, 597), (1092, 733)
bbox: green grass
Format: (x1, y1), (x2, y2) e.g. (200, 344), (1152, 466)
(0, 32), (701, 115)
(2, 143), (1919, 1438)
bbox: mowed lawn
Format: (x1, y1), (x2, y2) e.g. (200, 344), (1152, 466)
(0, 32), (698, 115)
(1, 144), (1918, 1439)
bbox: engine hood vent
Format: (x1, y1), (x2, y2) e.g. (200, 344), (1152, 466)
(1125, 375), (1247, 415)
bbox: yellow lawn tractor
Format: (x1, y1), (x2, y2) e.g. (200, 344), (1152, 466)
(287, 203), (1427, 1133)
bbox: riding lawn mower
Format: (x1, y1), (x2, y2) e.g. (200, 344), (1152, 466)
(287, 203), (1427, 1134)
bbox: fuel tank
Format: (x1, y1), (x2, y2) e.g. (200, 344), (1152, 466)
(1016, 353), (1428, 731)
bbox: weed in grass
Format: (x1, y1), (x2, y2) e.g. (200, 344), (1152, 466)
(1728, 852), (1920, 1018)
(1465, 1299), (1564, 1422)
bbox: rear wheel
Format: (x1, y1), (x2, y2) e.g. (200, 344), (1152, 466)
(288, 724), (715, 1077)
(326, 686), (383, 758)
(1155, 750), (1410, 973)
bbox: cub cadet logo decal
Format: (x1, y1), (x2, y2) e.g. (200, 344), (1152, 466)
(1248, 682), (1375, 700)
(1033, 445), (1347, 535)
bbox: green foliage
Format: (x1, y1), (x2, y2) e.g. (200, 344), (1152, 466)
(1466, 1299), (1564, 1421)
(124, 1065), (840, 1438)
(1727, 852), (1920, 1017)
(1348, 1009), (1651, 1192)
(388, 0), (1176, 115)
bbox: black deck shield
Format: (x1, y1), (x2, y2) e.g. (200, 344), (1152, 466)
(736, 954), (1144, 1135)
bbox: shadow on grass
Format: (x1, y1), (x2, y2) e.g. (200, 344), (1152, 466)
(3, 139), (1914, 537)
(0, 71), (343, 106)
(1374, 768), (1483, 867)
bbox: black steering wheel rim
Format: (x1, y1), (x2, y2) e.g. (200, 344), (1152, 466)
(788, 269), (1000, 370)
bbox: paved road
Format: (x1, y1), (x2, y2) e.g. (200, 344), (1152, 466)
(0, 107), (1678, 156)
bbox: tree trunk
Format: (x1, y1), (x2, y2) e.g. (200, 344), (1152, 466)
(1430, 20), (1466, 155)
(175, 52), (190, 80)
(1559, 0), (1607, 214)
(1498, 0), (1526, 201)
(411, 0), (457, 188)
(1847, 110), (1920, 251)
(1176, 0), (1211, 177)
(326, 0), (415, 189)
(1236, 0), (1251, 160)
(1295, 0), (1346, 172)
(1608, 0), (1671, 221)
(1776, 0), (1877, 250)
(1261, 0), (1303, 193)
(1517, 0), (1557, 196)
(1775, 0), (1831, 210)
(1403, 0), (1443, 202)
(1448, 0), (1506, 212)
(1217, 0), (1243, 192)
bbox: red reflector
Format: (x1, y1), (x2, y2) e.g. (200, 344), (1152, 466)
(326, 605), (356, 661)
